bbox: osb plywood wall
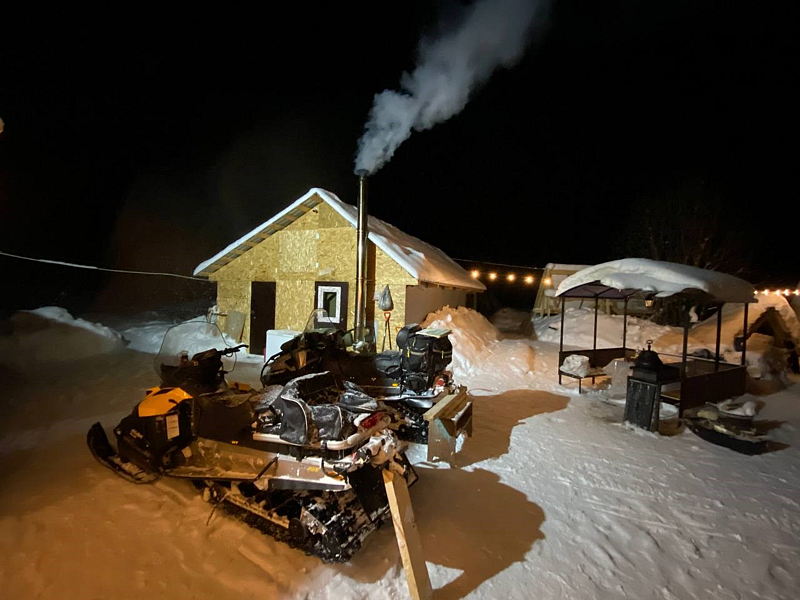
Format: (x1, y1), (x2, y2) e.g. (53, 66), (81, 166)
(210, 198), (417, 347)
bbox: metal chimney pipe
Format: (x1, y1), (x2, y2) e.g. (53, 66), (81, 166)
(354, 173), (369, 343)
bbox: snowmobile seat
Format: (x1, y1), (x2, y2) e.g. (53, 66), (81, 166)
(396, 323), (421, 350)
(194, 390), (258, 441)
(373, 350), (402, 377)
(280, 371), (339, 406)
(257, 374), (381, 445)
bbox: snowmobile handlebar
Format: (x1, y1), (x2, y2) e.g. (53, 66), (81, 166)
(220, 344), (248, 356)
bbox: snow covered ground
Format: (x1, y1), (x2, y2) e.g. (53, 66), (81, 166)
(1, 307), (798, 600)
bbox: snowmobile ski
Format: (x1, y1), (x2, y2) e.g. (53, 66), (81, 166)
(87, 422), (160, 484)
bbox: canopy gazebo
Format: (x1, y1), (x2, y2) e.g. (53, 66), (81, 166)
(554, 259), (756, 414)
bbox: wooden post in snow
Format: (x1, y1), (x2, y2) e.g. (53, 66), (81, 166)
(382, 469), (432, 600)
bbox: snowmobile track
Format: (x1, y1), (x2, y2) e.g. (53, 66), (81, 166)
(215, 489), (386, 563)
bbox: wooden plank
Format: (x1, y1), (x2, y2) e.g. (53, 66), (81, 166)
(383, 470), (432, 600)
(423, 386), (467, 422)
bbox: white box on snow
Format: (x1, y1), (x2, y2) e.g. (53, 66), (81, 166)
(265, 329), (301, 362)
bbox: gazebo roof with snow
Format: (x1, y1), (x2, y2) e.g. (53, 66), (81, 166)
(193, 187), (485, 292)
(556, 258), (755, 304)
(553, 259), (755, 413)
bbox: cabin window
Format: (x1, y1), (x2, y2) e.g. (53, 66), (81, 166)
(314, 282), (349, 330)
(316, 285), (342, 323)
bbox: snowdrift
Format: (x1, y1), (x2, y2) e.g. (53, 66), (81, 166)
(535, 308), (674, 350)
(0, 307), (127, 365)
(423, 306), (538, 393)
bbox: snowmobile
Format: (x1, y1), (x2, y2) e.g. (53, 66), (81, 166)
(87, 321), (415, 562)
(260, 309), (468, 443)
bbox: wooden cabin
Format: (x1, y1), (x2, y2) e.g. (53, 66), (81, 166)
(193, 188), (485, 355)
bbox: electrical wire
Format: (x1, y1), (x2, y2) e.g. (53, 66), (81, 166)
(453, 257), (543, 270)
(0, 249), (206, 281)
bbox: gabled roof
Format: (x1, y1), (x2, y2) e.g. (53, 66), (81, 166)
(193, 188), (485, 292)
(556, 258), (755, 303)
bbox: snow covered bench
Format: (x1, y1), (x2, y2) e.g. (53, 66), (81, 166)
(558, 347), (635, 393)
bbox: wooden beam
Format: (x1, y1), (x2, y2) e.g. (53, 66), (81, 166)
(423, 387), (472, 464)
(423, 387), (467, 422)
(383, 469), (432, 600)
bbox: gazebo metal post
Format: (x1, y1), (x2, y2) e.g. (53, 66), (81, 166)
(715, 303), (723, 371)
(681, 299), (691, 379)
(592, 296), (599, 384)
(622, 296), (629, 350)
(741, 303), (749, 366)
(559, 297), (565, 385)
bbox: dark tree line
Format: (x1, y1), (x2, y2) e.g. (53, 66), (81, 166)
(619, 181), (751, 277)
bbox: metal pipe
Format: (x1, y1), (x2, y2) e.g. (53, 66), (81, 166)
(559, 297), (565, 386)
(622, 297), (628, 350)
(354, 174), (369, 343)
(741, 302), (749, 366)
(593, 296), (598, 351)
(681, 299), (690, 379)
(715, 303), (723, 370)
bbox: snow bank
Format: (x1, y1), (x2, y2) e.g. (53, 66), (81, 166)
(557, 258), (755, 303)
(422, 306), (539, 393)
(118, 319), (179, 353)
(0, 307), (126, 364)
(652, 294), (800, 378)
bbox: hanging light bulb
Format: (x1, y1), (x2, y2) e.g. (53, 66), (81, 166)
(524, 275), (534, 284)
(507, 273), (516, 282)
(543, 277), (552, 286)
(489, 272), (497, 281)
(470, 270), (480, 279)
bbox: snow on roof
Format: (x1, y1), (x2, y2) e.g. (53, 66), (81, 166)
(556, 258), (755, 303)
(193, 188), (485, 292)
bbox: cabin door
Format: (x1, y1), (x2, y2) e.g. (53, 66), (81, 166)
(250, 281), (276, 355)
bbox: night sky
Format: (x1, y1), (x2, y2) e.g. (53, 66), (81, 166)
(1, 1), (795, 313)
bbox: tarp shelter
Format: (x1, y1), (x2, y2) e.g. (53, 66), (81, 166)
(555, 259), (756, 413)
(532, 263), (591, 317)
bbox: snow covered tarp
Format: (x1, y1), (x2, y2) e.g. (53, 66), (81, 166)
(557, 258), (755, 303)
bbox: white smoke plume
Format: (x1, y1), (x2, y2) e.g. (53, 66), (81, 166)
(354, 0), (548, 175)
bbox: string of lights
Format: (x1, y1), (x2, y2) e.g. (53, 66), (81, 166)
(469, 269), (540, 285)
(757, 289), (800, 296)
